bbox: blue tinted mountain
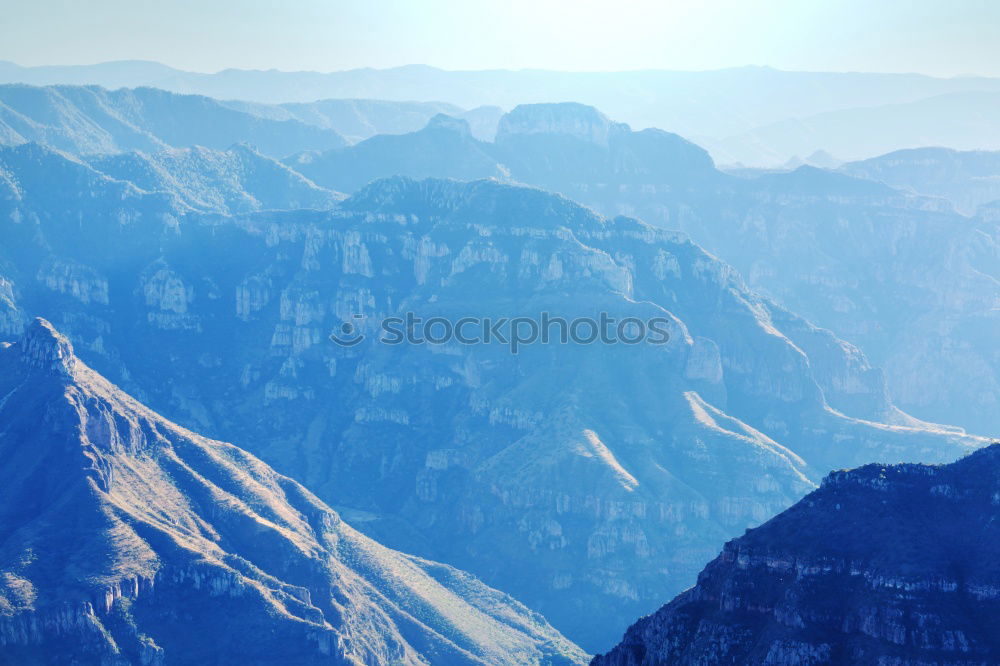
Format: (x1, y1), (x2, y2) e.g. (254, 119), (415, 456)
(0, 318), (586, 665)
(0, 173), (983, 651)
(290, 104), (1000, 437)
(4, 60), (1000, 149)
(0, 84), (347, 157)
(223, 98), (503, 143)
(287, 114), (507, 192)
(841, 147), (1000, 215)
(289, 104), (717, 193)
(84, 143), (343, 214)
(708, 91), (1000, 166)
(592, 443), (1000, 665)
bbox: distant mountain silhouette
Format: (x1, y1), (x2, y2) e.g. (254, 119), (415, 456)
(222, 97), (503, 143)
(841, 146), (1000, 215)
(4, 60), (1000, 160)
(0, 84), (348, 156)
(708, 92), (1000, 165)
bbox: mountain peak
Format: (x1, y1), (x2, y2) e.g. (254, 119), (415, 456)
(17, 317), (76, 375)
(496, 102), (625, 146)
(424, 112), (472, 136)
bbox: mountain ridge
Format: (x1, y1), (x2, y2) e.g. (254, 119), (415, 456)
(0, 317), (587, 665)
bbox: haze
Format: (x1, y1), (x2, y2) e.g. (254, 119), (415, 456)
(2, 0), (999, 77)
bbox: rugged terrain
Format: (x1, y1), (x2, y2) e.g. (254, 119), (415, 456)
(0, 160), (983, 650)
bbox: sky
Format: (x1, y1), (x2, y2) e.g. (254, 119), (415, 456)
(1, 0), (999, 77)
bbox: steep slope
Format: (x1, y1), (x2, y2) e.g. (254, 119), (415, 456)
(0, 84), (347, 157)
(841, 147), (1000, 215)
(0, 175), (983, 651)
(0, 319), (586, 665)
(592, 443), (1000, 665)
(85, 144), (343, 214)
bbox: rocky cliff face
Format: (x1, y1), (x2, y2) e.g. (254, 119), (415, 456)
(0, 171), (982, 652)
(592, 443), (1000, 665)
(0, 319), (585, 665)
(285, 104), (1000, 438)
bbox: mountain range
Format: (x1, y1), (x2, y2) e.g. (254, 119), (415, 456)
(0, 76), (997, 660)
(276, 103), (1000, 438)
(592, 443), (1000, 665)
(4, 61), (1000, 163)
(0, 318), (586, 665)
(222, 98), (502, 143)
(0, 147), (985, 651)
(707, 91), (1000, 166)
(4, 87), (997, 435)
(0, 84), (348, 157)
(841, 146), (1000, 215)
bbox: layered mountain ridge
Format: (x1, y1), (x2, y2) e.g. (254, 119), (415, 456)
(0, 84), (348, 157)
(5, 61), (1000, 163)
(283, 105), (1000, 437)
(0, 318), (586, 665)
(0, 171), (984, 651)
(841, 147), (1000, 215)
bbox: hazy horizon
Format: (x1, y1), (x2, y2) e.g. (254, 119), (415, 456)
(3, 0), (1000, 77)
(5, 57), (1000, 80)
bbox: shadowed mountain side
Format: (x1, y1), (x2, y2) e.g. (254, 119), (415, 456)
(592, 444), (1000, 665)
